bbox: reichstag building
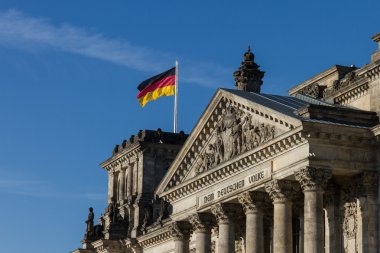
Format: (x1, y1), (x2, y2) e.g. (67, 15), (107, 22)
(71, 32), (380, 253)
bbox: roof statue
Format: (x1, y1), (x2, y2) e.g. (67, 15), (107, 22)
(233, 46), (265, 93)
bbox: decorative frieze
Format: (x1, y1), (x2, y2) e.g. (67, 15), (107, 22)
(297, 83), (325, 98)
(294, 166), (331, 191)
(265, 180), (300, 203)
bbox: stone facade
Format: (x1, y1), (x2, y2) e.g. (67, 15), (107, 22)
(71, 33), (380, 253)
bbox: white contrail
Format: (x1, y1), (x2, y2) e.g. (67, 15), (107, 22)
(0, 9), (232, 87)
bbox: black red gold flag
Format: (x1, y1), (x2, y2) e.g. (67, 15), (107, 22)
(137, 67), (176, 107)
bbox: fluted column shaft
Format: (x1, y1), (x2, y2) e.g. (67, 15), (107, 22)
(274, 199), (292, 253)
(303, 190), (323, 252)
(295, 167), (331, 253)
(247, 209), (263, 252)
(211, 203), (239, 253)
(265, 180), (300, 253)
(174, 239), (189, 253)
(189, 213), (213, 253)
(238, 191), (268, 253)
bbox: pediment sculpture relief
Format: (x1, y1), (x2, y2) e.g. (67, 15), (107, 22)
(196, 106), (276, 175)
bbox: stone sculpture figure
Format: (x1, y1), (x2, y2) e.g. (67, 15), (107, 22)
(241, 115), (252, 152)
(141, 207), (150, 233)
(214, 126), (224, 164)
(86, 207), (95, 235)
(196, 107), (277, 175)
(222, 107), (237, 160)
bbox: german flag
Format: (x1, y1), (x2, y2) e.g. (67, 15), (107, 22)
(137, 67), (176, 107)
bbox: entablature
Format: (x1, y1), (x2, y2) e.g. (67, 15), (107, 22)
(159, 127), (305, 203)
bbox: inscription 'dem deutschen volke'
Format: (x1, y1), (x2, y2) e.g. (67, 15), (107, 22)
(198, 167), (270, 207)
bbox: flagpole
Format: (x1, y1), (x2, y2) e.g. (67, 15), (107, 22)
(174, 60), (178, 133)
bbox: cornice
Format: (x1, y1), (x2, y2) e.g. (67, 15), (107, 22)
(159, 127), (305, 202)
(90, 239), (124, 253)
(302, 121), (375, 146)
(132, 225), (172, 249)
(100, 143), (142, 171)
(362, 62), (380, 81)
(334, 81), (369, 105)
(322, 62), (380, 103)
(156, 89), (300, 196)
(288, 65), (344, 95)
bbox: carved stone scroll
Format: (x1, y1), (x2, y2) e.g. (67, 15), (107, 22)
(169, 221), (191, 241)
(265, 180), (300, 203)
(295, 166), (332, 191)
(210, 203), (241, 224)
(188, 213), (214, 233)
(237, 191), (269, 214)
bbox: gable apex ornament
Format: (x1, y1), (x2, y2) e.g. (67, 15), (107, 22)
(233, 46), (265, 93)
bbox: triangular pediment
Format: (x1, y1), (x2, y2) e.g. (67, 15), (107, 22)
(156, 89), (303, 196)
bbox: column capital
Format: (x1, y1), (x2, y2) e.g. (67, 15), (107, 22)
(238, 191), (269, 214)
(188, 213), (214, 233)
(265, 179), (300, 203)
(169, 221), (191, 241)
(210, 203), (241, 224)
(295, 166), (331, 192)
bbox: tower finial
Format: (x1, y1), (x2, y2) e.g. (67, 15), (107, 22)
(233, 46), (265, 93)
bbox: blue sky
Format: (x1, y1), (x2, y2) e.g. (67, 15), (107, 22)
(0, 1), (379, 252)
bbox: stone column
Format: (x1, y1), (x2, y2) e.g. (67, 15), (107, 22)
(238, 191), (268, 253)
(295, 166), (331, 253)
(107, 170), (115, 203)
(189, 213), (213, 253)
(362, 171), (379, 253)
(118, 167), (126, 204)
(211, 203), (240, 253)
(169, 221), (191, 253)
(265, 179), (300, 253)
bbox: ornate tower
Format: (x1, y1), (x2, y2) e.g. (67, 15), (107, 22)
(233, 46), (265, 93)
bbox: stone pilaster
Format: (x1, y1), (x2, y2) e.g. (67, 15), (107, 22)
(265, 179), (300, 253)
(361, 171), (379, 253)
(189, 213), (214, 253)
(238, 191), (269, 253)
(169, 221), (191, 253)
(295, 166), (331, 253)
(126, 163), (133, 198)
(118, 167), (126, 204)
(211, 203), (240, 253)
